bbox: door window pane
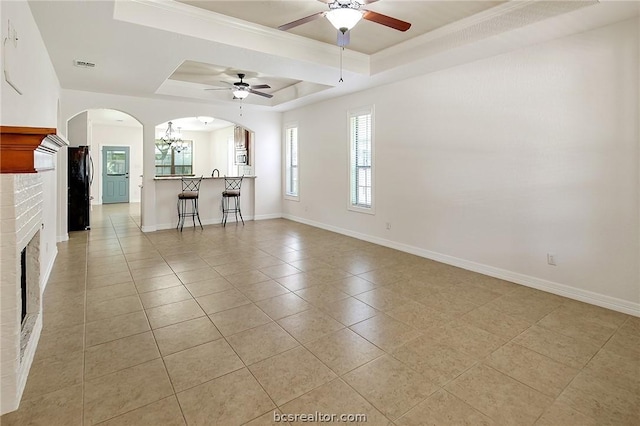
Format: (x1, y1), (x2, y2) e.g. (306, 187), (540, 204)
(106, 150), (126, 175)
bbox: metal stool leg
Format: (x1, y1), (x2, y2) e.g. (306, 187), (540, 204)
(178, 198), (186, 231)
(221, 196), (228, 227)
(177, 199), (181, 229)
(234, 197), (239, 224)
(194, 198), (203, 229)
(191, 199), (196, 228)
(237, 195), (244, 225)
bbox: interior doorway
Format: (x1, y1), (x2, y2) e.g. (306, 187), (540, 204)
(66, 109), (143, 228)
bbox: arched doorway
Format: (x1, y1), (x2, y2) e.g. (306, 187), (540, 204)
(66, 109), (143, 228)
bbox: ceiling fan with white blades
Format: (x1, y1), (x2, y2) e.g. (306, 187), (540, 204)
(278, 0), (411, 46)
(205, 73), (273, 99)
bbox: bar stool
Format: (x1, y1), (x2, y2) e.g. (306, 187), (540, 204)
(221, 176), (244, 227)
(177, 176), (203, 231)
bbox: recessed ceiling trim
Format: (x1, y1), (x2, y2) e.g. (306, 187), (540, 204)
(114, 0), (369, 75)
(371, 0), (600, 74)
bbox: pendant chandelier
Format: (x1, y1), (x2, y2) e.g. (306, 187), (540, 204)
(160, 122), (187, 152)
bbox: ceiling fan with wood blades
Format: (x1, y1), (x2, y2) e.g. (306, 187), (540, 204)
(205, 73), (273, 99)
(278, 0), (411, 40)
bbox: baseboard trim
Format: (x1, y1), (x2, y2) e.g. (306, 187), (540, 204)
(153, 215), (254, 231)
(254, 213), (283, 221)
(56, 234), (69, 243)
(141, 225), (156, 233)
(282, 214), (639, 317)
(41, 246), (57, 293)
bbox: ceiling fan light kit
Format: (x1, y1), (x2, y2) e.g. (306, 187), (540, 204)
(278, 0), (411, 36)
(326, 7), (363, 33)
(205, 73), (273, 100)
(233, 89), (249, 99)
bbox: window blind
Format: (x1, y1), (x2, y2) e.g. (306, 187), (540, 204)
(285, 126), (298, 197)
(350, 112), (372, 208)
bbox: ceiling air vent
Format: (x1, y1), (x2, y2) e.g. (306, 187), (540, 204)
(73, 59), (96, 68)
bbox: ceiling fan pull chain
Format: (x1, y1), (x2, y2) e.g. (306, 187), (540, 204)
(339, 46), (344, 83)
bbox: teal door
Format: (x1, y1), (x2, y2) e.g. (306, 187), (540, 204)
(102, 146), (130, 204)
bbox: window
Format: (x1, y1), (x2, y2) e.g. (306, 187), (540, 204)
(285, 124), (299, 198)
(155, 140), (193, 176)
(349, 107), (373, 212)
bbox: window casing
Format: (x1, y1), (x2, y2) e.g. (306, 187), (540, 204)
(284, 125), (299, 199)
(155, 140), (193, 176)
(349, 107), (374, 213)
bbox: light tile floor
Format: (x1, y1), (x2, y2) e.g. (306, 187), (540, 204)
(2, 203), (639, 425)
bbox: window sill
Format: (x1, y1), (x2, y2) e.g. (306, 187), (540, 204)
(284, 194), (299, 202)
(348, 205), (375, 215)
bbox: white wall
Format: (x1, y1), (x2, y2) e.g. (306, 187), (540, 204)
(0, 2), (59, 128)
(90, 123), (143, 204)
(0, 0), (60, 290)
(283, 18), (640, 314)
(0, 0), (61, 414)
(181, 130), (212, 177)
(210, 126), (235, 176)
(60, 90), (282, 231)
(67, 112), (88, 147)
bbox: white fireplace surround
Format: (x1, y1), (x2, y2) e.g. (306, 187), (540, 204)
(0, 129), (66, 415)
(0, 173), (46, 414)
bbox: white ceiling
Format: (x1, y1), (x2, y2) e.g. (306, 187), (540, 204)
(89, 109), (142, 128)
(155, 116), (235, 133)
(177, 0), (504, 54)
(28, 1), (639, 112)
(88, 108), (233, 132)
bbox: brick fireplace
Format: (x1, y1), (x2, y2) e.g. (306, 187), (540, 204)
(0, 126), (67, 414)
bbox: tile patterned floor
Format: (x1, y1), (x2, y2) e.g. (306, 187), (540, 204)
(2, 203), (639, 425)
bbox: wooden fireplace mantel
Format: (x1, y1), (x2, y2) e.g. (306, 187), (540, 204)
(0, 126), (68, 173)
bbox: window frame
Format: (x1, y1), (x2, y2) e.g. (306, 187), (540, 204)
(284, 122), (300, 201)
(348, 106), (375, 214)
(154, 139), (194, 176)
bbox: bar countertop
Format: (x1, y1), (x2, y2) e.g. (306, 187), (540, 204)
(153, 175), (257, 180)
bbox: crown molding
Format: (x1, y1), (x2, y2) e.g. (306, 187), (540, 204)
(371, 0), (600, 74)
(114, 0), (369, 75)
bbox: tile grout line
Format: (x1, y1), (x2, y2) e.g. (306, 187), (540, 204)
(120, 208), (190, 426)
(83, 208), (174, 426)
(81, 228), (89, 426)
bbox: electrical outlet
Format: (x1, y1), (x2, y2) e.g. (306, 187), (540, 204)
(385, 222), (391, 230)
(547, 253), (556, 266)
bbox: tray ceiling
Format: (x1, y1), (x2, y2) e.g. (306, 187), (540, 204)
(27, 0), (636, 111)
(177, 1), (504, 54)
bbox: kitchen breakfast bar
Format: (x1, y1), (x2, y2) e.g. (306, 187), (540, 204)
(153, 176), (256, 229)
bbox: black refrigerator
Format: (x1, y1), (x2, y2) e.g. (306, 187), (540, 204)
(68, 146), (93, 231)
